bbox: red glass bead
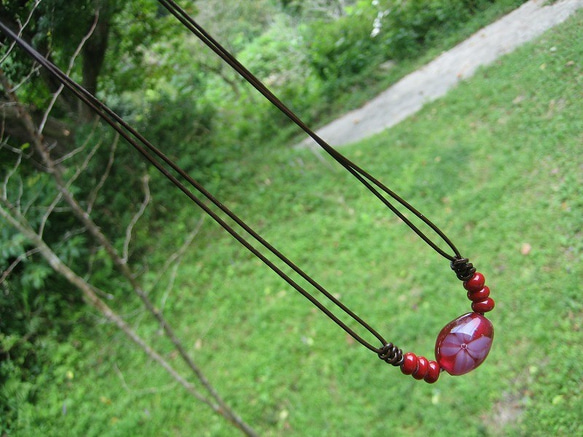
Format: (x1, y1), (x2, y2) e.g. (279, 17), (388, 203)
(472, 297), (495, 313)
(412, 356), (429, 380)
(463, 272), (485, 293)
(424, 361), (440, 384)
(435, 312), (494, 376)
(401, 352), (418, 375)
(467, 286), (490, 302)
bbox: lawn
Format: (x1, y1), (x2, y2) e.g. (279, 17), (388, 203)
(13, 9), (583, 437)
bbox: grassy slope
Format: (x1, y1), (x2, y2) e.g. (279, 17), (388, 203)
(16, 9), (582, 437)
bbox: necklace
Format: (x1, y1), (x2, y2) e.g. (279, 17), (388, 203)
(0, 4), (495, 384)
(156, 0), (496, 384)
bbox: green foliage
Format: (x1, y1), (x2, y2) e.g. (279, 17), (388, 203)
(212, 0), (530, 145)
(0, 240), (86, 434)
(100, 0), (181, 94)
(4, 1), (579, 435)
(5, 9), (581, 435)
(0, 129), (151, 434)
(373, 0), (496, 59)
(303, 7), (380, 81)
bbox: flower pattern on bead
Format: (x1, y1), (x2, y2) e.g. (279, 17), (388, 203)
(435, 313), (493, 376)
(439, 331), (492, 375)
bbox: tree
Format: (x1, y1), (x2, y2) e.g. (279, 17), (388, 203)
(0, 9), (257, 436)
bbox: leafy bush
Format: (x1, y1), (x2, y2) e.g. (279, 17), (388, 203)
(374, 0), (521, 59)
(302, 8), (381, 82)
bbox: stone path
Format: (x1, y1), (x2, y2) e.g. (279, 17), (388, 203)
(297, 0), (583, 149)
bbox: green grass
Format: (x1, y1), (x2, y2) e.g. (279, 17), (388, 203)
(12, 9), (583, 437)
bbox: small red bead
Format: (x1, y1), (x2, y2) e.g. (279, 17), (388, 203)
(401, 352), (418, 375)
(472, 298), (495, 313)
(468, 286), (490, 302)
(424, 361), (441, 384)
(464, 272), (486, 293)
(412, 356), (429, 380)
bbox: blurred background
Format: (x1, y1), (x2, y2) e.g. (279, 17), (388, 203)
(1, 1), (581, 435)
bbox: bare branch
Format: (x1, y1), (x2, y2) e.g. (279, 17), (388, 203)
(66, 138), (101, 179)
(54, 118), (99, 169)
(0, 105), (5, 141)
(10, 63), (42, 93)
(159, 263), (179, 312)
(52, 143), (90, 166)
(1, 145), (22, 202)
(0, 247), (40, 285)
(113, 362), (131, 392)
(114, 362), (178, 395)
(38, 11), (100, 134)
(14, 175), (24, 213)
(21, 176), (45, 217)
(38, 128), (101, 237)
(87, 133), (118, 214)
(0, 0), (42, 65)
(121, 174), (151, 264)
(0, 47), (258, 437)
(36, 111), (256, 437)
(0, 101), (72, 151)
(157, 216), (205, 286)
(155, 216), (205, 311)
(38, 190), (63, 238)
(0, 200), (217, 412)
(34, 143), (96, 230)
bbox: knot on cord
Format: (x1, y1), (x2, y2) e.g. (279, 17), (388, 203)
(378, 343), (404, 366)
(450, 256), (476, 282)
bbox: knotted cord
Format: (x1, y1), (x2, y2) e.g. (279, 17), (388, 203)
(0, 9), (473, 364)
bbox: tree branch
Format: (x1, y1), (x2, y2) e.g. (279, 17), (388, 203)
(156, 215), (205, 312)
(0, 101), (73, 148)
(87, 132), (118, 215)
(0, 246), (40, 285)
(0, 0), (41, 65)
(122, 174), (150, 264)
(9, 63), (42, 94)
(38, 134), (102, 238)
(0, 67), (258, 436)
(39, 9), (100, 135)
(0, 199), (217, 412)
(1, 142), (22, 202)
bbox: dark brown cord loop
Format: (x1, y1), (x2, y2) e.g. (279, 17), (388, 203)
(450, 256), (476, 282)
(155, 0), (463, 264)
(378, 343), (404, 366)
(0, 19), (387, 356)
(0, 8), (473, 370)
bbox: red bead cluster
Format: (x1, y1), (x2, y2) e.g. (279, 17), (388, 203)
(464, 272), (495, 313)
(400, 352), (440, 383)
(400, 271), (495, 382)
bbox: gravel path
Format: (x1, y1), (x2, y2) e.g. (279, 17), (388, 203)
(297, 0), (583, 149)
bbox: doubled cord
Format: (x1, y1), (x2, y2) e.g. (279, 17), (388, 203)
(157, 0), (463, 262)
(1, 20), (394, 355)
(0, 5), (475, 364)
